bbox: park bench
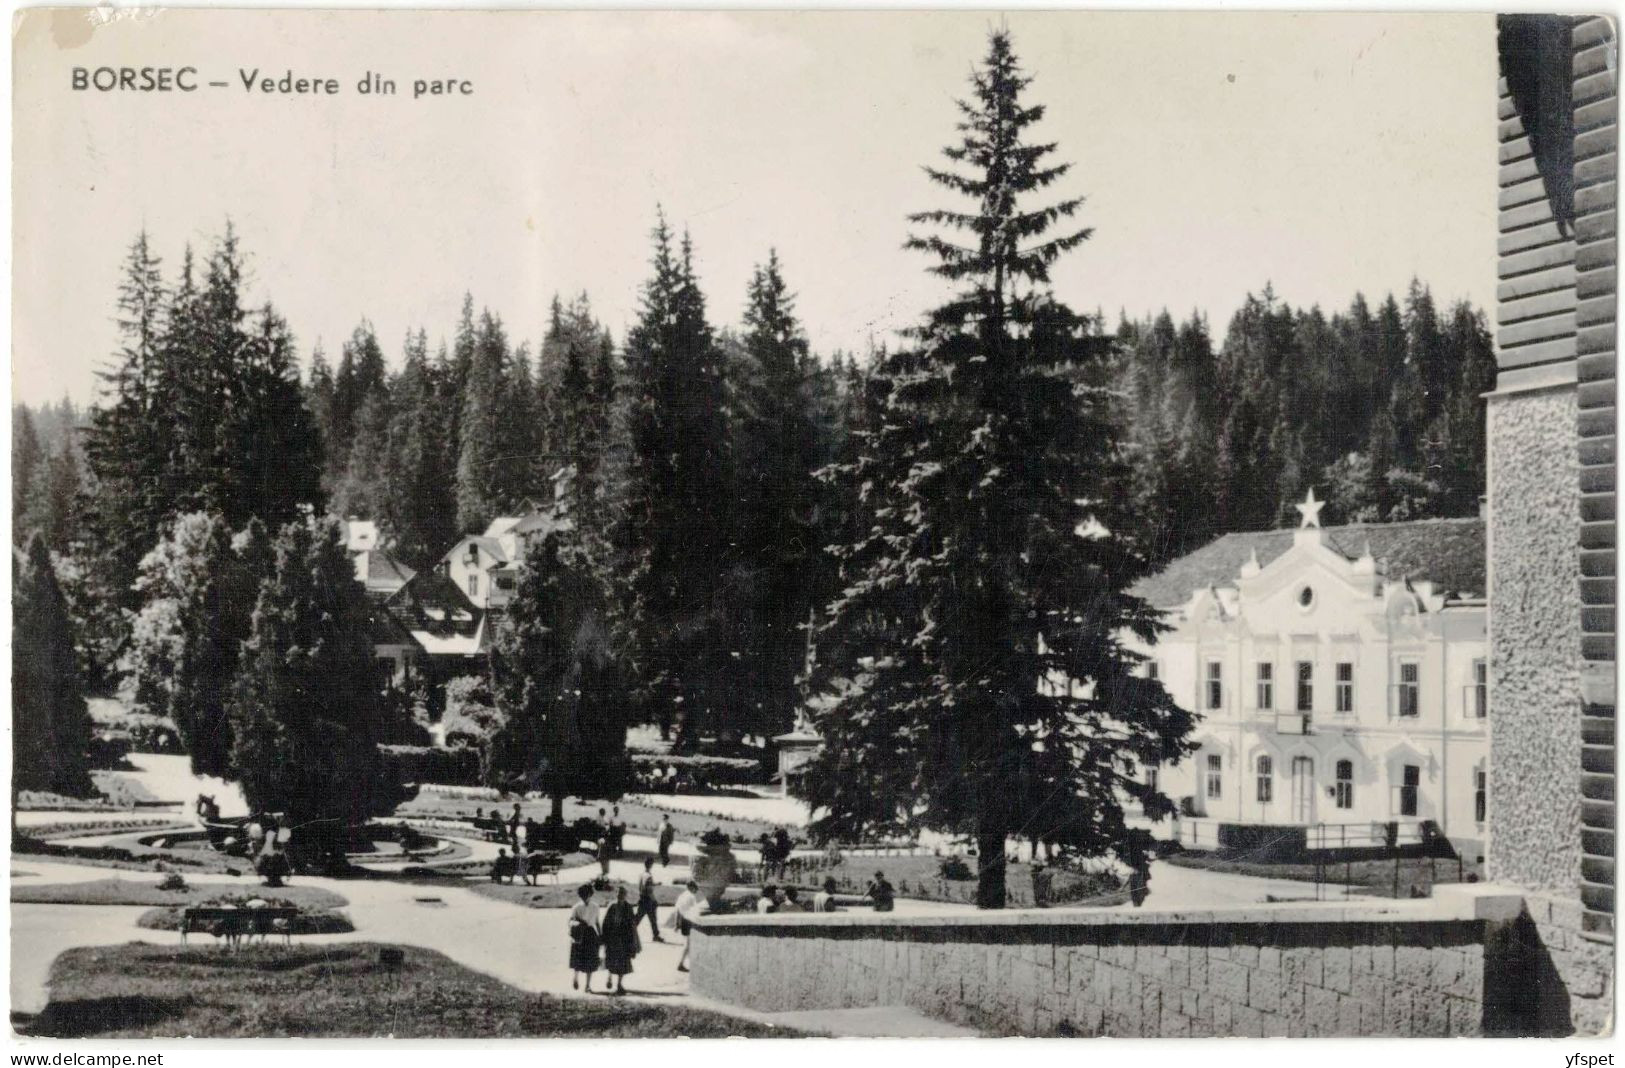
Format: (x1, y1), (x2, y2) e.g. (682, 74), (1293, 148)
(180, 906), (299, 949)
(524, 851), (564, 884)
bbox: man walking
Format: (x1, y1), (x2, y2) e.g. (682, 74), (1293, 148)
(636, 858), (664, 942)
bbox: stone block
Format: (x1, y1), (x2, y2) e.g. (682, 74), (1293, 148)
(1394, 944), (1433, 989)
(1248, 967), (1282, 1013)
(1324, 944), (1353, 993)
(1209, 958), (1250, 1004)
(1447, 995), (1481, 1036)
(1336, 993), (1363, 1036)
(1234, 943), (1261, 967)
(1383, 986), (1415, 1035)
(1188, 953), (1209, 989)
(1567, 962), (1611, 999)
(1351, 944), (1373, 974)
(1161, 1008), (1192, 1037)
(1305, 982), (1340, 1025)
(1414, 990), (1451, 1037)
(1167, 958), (1189, 989)
(1369, 941), (1395, 978)
(1234, 1003), (1267, 1038)
(1258, 945), (1282, 972)
(1350, 970), (1388, 1009)
(1430, 948), (1463, 990)
(1212, 998), (1234, 1034)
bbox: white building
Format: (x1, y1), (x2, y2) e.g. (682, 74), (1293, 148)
(440, 503), (571, 611)
(1129, 491), (1488, 856)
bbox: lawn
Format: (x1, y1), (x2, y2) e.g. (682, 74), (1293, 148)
(20, 943), (806, 1038)
(12, 877), (348, 909)
(1165, 850), (1484, 898)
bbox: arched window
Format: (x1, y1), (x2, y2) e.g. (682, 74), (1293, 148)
(1255, 755), (1274, 804)
(1335, 759), (1354, 810)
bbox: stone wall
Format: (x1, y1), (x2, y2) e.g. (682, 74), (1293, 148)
(689, 889), (1546, 1037)
(1487, 385), (1582, 892)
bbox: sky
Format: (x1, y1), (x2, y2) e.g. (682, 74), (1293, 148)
(12, 9), (1498, 406)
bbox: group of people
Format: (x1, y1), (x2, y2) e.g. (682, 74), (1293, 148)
(755, 827), (798, 881)
(568, 869), (709, 994)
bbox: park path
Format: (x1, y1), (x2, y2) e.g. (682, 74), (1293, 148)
(9, 857), (970, 1036)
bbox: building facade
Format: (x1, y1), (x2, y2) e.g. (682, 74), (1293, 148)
(1131, 500), (1488, 854)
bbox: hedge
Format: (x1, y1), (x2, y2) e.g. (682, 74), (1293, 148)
(378, 744), (481, 787)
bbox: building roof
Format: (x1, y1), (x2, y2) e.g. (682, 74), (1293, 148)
(1130, 517), (1486, 609)
(354, 548), (416, 595)
(453, 535), (509, 565)
(383, 569), (486, 657)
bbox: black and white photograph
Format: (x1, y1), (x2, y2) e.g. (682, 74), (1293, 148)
(6, 7), (1617, 1044)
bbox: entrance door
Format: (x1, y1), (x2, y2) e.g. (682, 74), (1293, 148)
(1291, 756), (1315, 823)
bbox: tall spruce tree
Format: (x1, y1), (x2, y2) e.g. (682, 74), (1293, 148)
(383, 329), (459, 567)
(13, 535), (94, 803)
(804, 31), (1194, 908)
(13, 407), (44, 540)
(616, 215), (735, 743)
(733, 251), (827, 737)
(456, 309), (513, 532)
(489, 521), (629, 817)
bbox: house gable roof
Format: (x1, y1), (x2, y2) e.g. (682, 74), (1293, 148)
(1130, 517), (1486, 609)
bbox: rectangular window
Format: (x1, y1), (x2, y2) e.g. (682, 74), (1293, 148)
(1296, 661), (1314, 713)
(467, 574), (479, 598)
(1206, 661), (1223, 711)
(1205, 754), (1222, 800)
(1335, 760), (1354, 810)
(1397, 662), (1420, 718)
(1399, 764), (1419, 817)
(1146, 661), (1160, 682)
(1146, 767), (1159, 797)
(1475, 768), (1487, 823)
(1473, 659), (1487, 719)
(1255, 662), (1273, 710)
(1336, 663), (1354, 714)
(1255, 755), (1273, 804)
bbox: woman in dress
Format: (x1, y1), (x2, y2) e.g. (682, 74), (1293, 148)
(568, 884), (602, 991)
(600, 884), (641, 995)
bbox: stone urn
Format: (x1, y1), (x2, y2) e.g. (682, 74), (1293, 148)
(691, 830), (736, 906)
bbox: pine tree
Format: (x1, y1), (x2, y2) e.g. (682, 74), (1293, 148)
(80, 231), (171, 619)
(616, 214), (736, 743)
(456, 309), (512, 532)
(383, 329), (459, 567)
(805, 31), (1194, 908)
(13, 535), (93, 803)
(489, 522), (629, 817)
(731, 252), (828, 737)
(227, 518), (395, 863)
(13, 407), (44, 540)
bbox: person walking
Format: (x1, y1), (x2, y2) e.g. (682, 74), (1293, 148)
(657, 815), (675, 867)
(568, 884), (602, 992)
(671, 879), (706, 973)
(609, 805), (627, 859)
(601, 885), (640, 995)
(636, 858), (664, 942)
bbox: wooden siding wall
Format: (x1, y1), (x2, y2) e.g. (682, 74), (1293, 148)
(1571, 15), (1616, 941)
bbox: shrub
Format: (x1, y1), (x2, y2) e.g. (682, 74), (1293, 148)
(157, 871), (188, 892)
(630, 754), (767, 788)
(938, 855), (974, 881)
(378, 744), (481, 787)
